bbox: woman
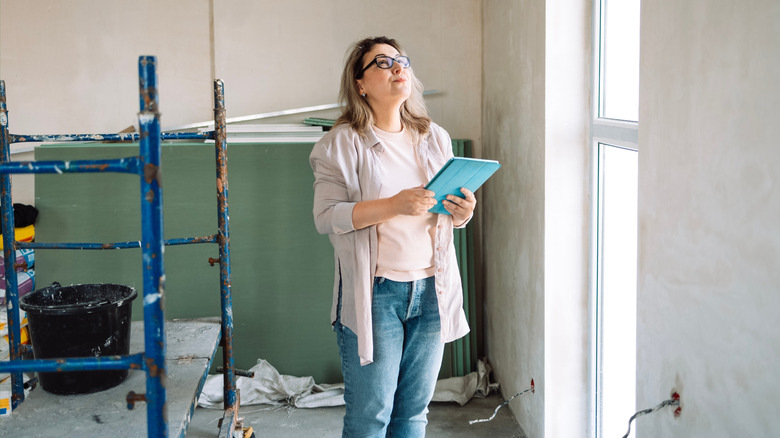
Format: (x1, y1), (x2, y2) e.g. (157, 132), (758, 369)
(310, 36), (475, 437)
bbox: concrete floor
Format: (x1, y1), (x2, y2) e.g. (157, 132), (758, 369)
(188, 393), (526, 437)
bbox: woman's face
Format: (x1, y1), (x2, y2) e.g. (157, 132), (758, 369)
(356, 43), (412, 109)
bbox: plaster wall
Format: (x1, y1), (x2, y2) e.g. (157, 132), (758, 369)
(483, 1), (591, 437)
(0, 0), (213, 134)
(0, 0), (483, 203)
(637, 0), (780, 436)
(482, 0), (546, 436)
(212, 0), (482, 151)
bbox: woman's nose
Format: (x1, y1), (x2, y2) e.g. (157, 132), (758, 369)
(392, 62), (404, 74)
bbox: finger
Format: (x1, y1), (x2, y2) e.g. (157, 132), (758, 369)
(460, 187), (476, 201)
(443, 200), (460, 214)
(445, 203), (466, 223)
(419, 202), (435, 214)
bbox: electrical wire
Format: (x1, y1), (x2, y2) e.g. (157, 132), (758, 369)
(621, 393), (681, 438)
(469, 379), (534, 425)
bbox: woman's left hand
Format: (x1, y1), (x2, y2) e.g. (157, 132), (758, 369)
(443, 187), (476, 227)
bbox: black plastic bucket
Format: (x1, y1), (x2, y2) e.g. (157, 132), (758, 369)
(19, 282), (137, 395)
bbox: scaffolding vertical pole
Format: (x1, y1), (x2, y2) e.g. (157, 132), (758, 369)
(138, 56), (168, 437)
(213, 80), (237, 410)
(0, 80), (25, 409)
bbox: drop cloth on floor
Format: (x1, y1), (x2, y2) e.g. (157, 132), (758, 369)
(198, 358), (496, 409)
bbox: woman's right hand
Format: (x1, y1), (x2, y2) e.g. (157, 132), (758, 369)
(351, 186), (436, 230)
(392, 186), (437, 216)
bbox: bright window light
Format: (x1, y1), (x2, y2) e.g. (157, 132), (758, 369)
(597, 143), (638, 438)
(600, 0), (640, 121)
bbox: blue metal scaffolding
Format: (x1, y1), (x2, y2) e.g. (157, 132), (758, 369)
(0, 56), (238, 437)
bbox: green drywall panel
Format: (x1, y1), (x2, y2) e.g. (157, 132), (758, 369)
(34, 142), (342, 384)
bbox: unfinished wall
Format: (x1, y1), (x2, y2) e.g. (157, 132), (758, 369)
(212, 0), (482, 151)
(0, 0), (481, 147)
(482, 0), (546, 435)
(483, 0), (590, 437)
(637, 0), (780, 436)
(0, 0), (213, 133)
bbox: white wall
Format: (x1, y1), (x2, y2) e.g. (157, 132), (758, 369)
(483, 0), (591, 437)
(0, 0), (483, 204)
(0, 0), (214, 134)
(212, 0), (482, 147)
(0, 0), (481, 142)
(544, 0), (591, 436)
(485, 1), (780, 437)
(637, 0), (780, 436)
(482, 0), (547, 436)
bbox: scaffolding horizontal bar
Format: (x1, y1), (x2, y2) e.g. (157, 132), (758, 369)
(0, 353), (145, 373)
(0, 157), (142, 175)
(10, 131), (214, 143)
(164, 235), (219, 245)
(15, 235), (218, 250)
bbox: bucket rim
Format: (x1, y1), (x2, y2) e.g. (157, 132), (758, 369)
(19, 282), (138, 315)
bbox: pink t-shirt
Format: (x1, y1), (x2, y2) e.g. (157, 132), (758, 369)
(373, 126), (437, 281)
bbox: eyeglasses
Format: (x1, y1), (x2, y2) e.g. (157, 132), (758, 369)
(358, 55), (411, 77)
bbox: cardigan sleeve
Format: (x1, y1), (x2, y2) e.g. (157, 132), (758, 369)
(310, 131), (358, 235)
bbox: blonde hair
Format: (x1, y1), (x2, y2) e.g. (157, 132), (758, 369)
(335, 36), (431, 138)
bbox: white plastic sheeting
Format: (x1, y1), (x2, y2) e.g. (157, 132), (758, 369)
(198, 359), (345, 409)
(198, 358), (496, 409)
(432, 358), (496, 406)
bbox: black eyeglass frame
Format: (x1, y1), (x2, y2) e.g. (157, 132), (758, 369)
(357, 55), (411, 78)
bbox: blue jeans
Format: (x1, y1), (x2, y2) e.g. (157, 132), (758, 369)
(336, 276), (444, 438)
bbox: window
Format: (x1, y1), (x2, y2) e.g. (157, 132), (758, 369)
(594, 143), (638, 438)
(591, 0), (640, 437)
(598, 0), (641, 122)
